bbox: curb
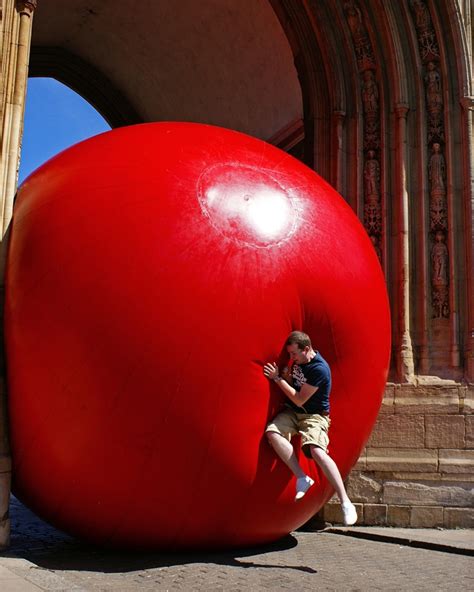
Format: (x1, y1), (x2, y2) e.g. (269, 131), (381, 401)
(324, 527), (474, 557)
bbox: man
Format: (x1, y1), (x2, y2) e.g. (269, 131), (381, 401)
(263, 331), (357, 526)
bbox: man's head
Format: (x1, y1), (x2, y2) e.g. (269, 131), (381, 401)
(285, 331), (315, 364)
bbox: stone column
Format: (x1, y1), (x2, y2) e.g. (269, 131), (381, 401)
(0, 0), (36, 549)
(394, 103), (415, 382)
(461, 96), (474, 380)
(1, 0), (36, 234)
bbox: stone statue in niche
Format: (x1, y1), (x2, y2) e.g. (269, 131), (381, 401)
(425, 62), (443, 116)
(429, 143), (446, 192)
(364, 153), (382, 236)
(364, 151), (380, 196)
(344, 0), (366, 45)
(361, 70), (379, 118)
(429, 143), (447, 230)
(411, 0), (431, 32)
(431, 230), (449, 318)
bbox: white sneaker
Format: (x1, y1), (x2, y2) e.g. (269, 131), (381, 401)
(341, 501), (357, 526)
(295, 476), (314, 501)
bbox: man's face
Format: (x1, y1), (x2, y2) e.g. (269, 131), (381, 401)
(287, 343), (310, 364)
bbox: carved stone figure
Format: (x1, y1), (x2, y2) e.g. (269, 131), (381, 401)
(431, 230), (449, 319)
(411, 0), (431, 32)
(431, 231), (448, 286)
(429, 143), (445, 192)
(364, 150), (380, 199)
(361, 70), (379, 117)
(344, 1), (366, 44)
(425, 62), (442, 116)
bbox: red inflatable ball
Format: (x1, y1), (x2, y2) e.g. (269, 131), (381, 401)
(5, 122), (390, 549)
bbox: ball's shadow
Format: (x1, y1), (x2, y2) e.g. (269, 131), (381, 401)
(6, 497), (317, 574)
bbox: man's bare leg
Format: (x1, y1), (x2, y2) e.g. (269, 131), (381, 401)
(266, 431), (305, 478)
(309, 445), (350, 502)
(310, 445), (357, 525)
(266, 432), (314, 499)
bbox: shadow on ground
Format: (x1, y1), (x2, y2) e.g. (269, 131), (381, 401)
(4, 497), (317, 575)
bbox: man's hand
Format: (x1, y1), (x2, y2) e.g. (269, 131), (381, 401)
(263, 362), (280, 381)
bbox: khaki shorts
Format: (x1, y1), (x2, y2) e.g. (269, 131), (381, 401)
(265, 408), (331, 458)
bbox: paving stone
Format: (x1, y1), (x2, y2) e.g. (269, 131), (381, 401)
(0, 498), (473, 591)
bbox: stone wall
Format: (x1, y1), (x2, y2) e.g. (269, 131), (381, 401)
(323, 382), (474, 528)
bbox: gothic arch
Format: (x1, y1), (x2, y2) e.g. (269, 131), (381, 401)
(29, 46), (142, 128)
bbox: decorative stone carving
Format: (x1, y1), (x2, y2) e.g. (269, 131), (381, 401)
(361, 70), (379, 119)
(364, 150), (380, 199)
(412, 0), (431, 32)
(410, 1), (450, 320)
(344, 0), (382, 261)
(431, 231), (449, 318)
(411, 0), (440, 62)
(15, 0), (37, 15)
(429, 143), (447, 231)
(425, 62), (443, 117)
(344, 0), (375, 71)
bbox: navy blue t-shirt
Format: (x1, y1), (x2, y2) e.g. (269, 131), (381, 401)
(286, 351), (331, 414)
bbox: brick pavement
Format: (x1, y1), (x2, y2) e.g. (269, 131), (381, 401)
(1, 497), (472, 591)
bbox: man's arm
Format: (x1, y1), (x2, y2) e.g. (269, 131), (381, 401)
(263, 362), (318, 407)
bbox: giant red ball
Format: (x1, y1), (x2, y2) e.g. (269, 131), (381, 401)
(5, 122), (390, 549)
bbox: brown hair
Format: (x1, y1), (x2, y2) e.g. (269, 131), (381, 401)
(286, 331), (312, 350)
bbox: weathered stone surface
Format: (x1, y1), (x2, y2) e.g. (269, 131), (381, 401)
(439, 449), (474, 473)
(461, 385), (474, 414)
(410, 506), (443, 527)
(379, 385), (395, 414)
(444, 507), (474, 528)
(395, 385), (459, 414)
(368, 415), (424, 448)
(391, 471), (474, 482)
(354, 449), (367, 471)
(322, 502), (364, 525)
(391, 472), (441, 481)
(346, 472), (382, 503)
(466, 415), (474, 448)
(366, 448), (438, 472)
(383, 480), (473, 507)
(387, 505), (411, 527)
(364, 504), (387, 525)
(425, 415), (465, 448)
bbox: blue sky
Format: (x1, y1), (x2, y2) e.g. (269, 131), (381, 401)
(19, 78), (111, 184)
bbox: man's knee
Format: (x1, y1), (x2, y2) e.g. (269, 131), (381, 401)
(266, 430), (279, 447)
(309, 444), (327, 461)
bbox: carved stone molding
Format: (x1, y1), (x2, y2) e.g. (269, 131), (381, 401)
(410, 0), (449, 320)
(15, 0), (37, 16)
(343, 0), (382, 263)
